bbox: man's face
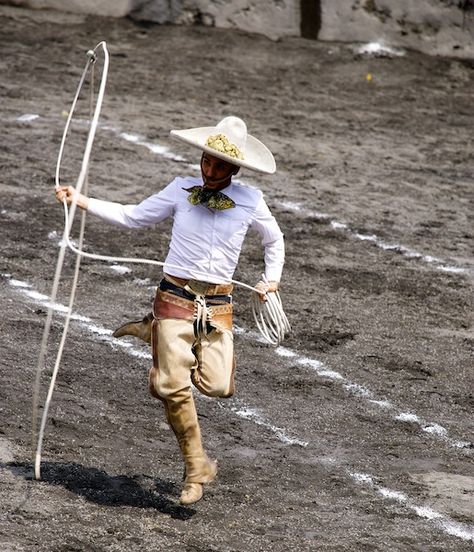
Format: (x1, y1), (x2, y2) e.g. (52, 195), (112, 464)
(201, 153), (239, 190)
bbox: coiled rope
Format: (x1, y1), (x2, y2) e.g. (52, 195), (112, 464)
(33, 41), (290, 480)
(251, 275), (291, 345)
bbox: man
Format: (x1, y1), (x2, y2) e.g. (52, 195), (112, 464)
(56, 116), (284, 505)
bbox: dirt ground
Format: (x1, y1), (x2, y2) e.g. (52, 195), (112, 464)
(0, 5), (473, 551)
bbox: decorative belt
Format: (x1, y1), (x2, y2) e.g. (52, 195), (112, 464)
(154, 278), (233, 336)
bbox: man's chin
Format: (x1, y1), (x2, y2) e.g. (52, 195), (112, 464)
(203, 179), (230, 190)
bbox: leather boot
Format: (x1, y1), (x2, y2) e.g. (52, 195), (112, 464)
(113, 312), (153, 344)
(165, 394), (217, 505)
(180, 455), (217, 505)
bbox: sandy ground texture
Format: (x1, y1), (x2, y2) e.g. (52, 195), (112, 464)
(1, 5), (473, 551)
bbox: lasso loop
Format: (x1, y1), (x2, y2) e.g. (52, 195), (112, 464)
(33, 42), (109, 480)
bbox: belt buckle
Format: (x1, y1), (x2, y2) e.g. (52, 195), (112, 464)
(188, 280), (210, 296)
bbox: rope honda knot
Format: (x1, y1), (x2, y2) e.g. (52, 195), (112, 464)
(191, 292), (211, 338)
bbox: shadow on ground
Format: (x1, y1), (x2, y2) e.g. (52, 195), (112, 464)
(3, 461), (195, 520)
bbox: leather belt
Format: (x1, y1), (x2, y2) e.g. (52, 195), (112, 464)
(164, 273), (233, 297)
(159, 278), (231, 304)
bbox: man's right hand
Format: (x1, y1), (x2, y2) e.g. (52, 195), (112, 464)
(55, 185), (89, 210)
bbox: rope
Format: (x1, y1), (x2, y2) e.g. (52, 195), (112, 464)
(34, 40), (290, 479)
(251, 275), (291, 346)
(33, 42), (108, 480)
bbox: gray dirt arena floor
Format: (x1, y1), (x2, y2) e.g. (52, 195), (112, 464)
(0, 5), (473, 552)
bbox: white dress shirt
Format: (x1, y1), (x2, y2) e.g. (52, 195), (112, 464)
(87, 176), (284, 284)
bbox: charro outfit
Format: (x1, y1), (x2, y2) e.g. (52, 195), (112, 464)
(87, 170), (284, 502)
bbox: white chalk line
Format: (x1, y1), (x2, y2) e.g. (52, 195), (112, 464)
(236, 328), (471, 451)
(224, 402), (308, 448)
(5, 273), (473, 542)
(278, 201), (469, 275)
(17, 113), (40, 122)
(350, 472), (474, 542)
(15, 113), (470, 277)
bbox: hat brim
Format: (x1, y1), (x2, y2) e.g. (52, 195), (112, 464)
(170, 126), (276, 174)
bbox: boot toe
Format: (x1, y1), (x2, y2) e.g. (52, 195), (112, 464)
(112, 316), (152, 343)
(112, 320), (141, 338)
(179, 482), (203, 505)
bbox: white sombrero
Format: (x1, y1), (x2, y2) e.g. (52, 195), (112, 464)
(170, 116), (276, 174)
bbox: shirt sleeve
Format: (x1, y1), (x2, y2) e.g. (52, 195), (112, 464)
(249, 197), (285, 282)
(87, 180), (177, 228)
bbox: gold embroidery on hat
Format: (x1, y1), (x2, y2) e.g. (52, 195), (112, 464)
(205, 133), (244, 160)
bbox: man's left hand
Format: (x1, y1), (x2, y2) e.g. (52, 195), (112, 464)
(255, 280), (279, 302)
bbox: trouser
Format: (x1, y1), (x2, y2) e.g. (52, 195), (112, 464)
(149, 317), (235, 483)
